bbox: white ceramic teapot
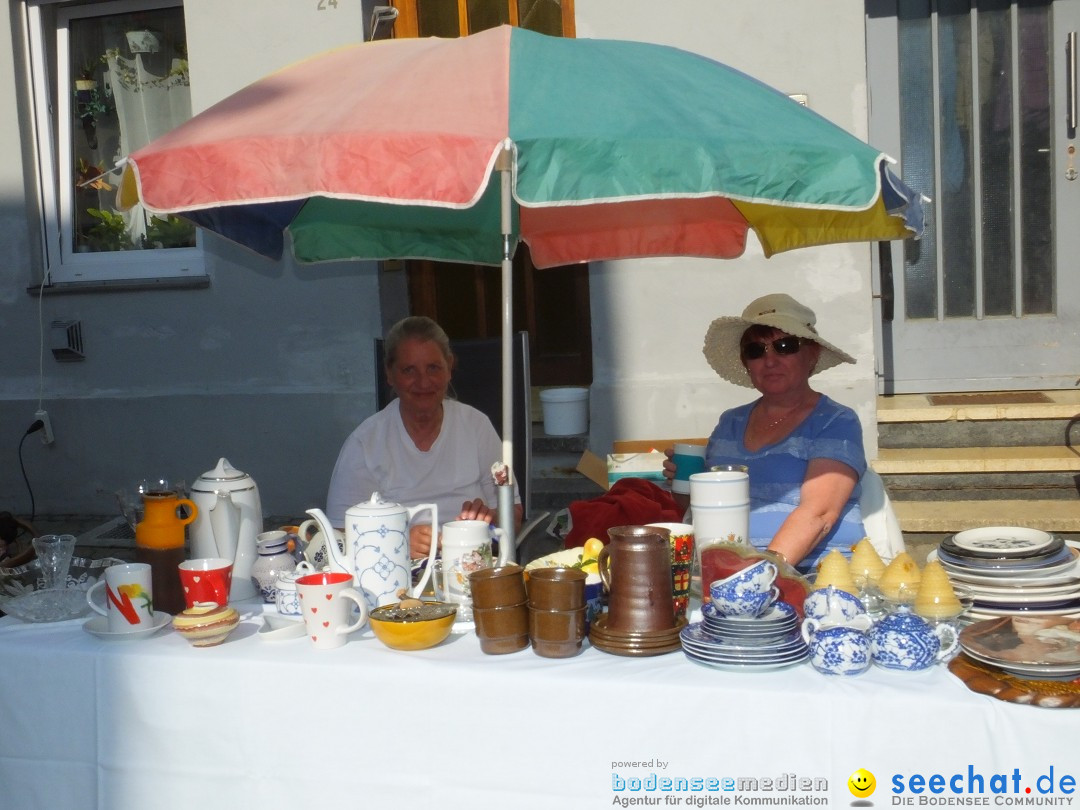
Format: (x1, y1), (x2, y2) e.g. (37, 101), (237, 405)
(306, 493), (439, 611)
(189, 458), (262, 600)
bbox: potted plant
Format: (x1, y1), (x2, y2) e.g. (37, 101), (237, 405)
(73, 60), (106, 148)
(83, 208), (132, 252)
(142, 215), (195, 249)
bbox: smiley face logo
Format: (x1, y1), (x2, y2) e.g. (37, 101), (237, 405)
(848, 768), (876, 798)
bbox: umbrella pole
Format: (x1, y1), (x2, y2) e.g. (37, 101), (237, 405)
(497, 141), (516, 560)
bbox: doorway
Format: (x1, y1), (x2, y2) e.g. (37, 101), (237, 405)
(388, 0), (592, 387)
(867, 0), (1080, 393)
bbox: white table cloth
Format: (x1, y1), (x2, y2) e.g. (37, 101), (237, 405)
(1, 603), (1077, 810)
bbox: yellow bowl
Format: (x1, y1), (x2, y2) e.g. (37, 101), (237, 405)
(369, 601), (457, 651)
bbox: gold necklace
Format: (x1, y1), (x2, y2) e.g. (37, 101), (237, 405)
(758, 403), (802, 431)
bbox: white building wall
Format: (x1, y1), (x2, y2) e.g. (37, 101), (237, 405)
(0, 0), (879, 521)
(575, 0), (880, 456)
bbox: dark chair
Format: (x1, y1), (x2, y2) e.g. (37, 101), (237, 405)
(375, 332), (546, 550)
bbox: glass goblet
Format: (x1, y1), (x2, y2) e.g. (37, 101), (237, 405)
(32, 534), (77, 591)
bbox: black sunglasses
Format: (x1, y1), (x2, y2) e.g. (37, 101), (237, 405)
(741, 336), (802, 360)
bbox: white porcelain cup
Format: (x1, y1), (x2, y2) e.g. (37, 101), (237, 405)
(671, 444), (706, 495)
(86, 563), (155, 633)
(296, 571), (369, 650)
(689, 469), (750, 507)
(689, 469), (750, 558)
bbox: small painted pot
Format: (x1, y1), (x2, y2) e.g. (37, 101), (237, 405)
(803, 624), (871, 676)
(870, 604), (959, 671)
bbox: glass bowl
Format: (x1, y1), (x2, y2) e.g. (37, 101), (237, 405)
(0, 556), (124, 622)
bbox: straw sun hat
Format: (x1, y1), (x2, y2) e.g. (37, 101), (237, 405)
(701, 293), (855, 388)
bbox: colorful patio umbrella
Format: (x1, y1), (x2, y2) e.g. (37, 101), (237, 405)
(118, 25), (924, 550)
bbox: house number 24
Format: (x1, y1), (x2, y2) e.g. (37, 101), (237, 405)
(316, 0), (339, 9)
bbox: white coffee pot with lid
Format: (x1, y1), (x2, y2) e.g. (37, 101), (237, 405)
(306, 493), (438, 611)
(190, 458), (262, 600)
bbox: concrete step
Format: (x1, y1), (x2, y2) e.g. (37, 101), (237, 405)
(881, 471), (1078, 501)
(892, 499), (1080, 534)
(879, 419), (1073, 449)
(873, 446), (1080, 475)
(877, 390), (1080, 423)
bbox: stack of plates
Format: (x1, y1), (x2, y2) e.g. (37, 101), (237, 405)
(589, 614), (687, 656)
(679, 602), (807, 671)
(929, 527), (1080, 623)
(959, 615), (1080, 680)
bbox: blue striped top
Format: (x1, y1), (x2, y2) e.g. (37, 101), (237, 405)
(704, 395), (867, 571)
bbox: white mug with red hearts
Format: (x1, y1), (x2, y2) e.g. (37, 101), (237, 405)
(295, 571), (369, 650)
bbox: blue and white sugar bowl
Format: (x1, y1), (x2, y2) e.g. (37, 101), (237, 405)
(801, 623), (871, 676)
(869, 604), (959, 671)
(273, 565), (314, 617)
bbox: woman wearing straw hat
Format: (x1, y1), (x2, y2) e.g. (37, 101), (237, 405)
(663, 293), (867, 572)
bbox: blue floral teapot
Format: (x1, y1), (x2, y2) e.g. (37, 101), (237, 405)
(869, 604), (959, 671)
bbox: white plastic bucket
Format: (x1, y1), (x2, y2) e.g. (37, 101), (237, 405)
(539, 387), (589, 435)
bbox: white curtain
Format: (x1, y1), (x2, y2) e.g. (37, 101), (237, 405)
(106, 54), (191, 243)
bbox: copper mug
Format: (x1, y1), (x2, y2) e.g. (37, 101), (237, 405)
(597, 525), (675, 633)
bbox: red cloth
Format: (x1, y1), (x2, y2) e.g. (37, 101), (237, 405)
(563, 478), (683, 549)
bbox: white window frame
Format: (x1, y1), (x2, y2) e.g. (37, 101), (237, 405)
(25, 0), (205, 286)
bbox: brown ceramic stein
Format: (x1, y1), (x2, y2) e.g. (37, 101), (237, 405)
(597, 525), (675, 633)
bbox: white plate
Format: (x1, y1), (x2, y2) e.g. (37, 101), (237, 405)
(82, 611), (172, 640)
(968, 586), (1080, 605)
(929, 544), (1080, 586)
(966, 604), (1080, 619)
(682, 649), (808, 671)
(951, 526), (1056, 555)
(961, 579), (1080, 597)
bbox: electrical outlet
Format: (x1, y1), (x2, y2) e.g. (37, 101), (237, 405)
(35, 409), (54, 445)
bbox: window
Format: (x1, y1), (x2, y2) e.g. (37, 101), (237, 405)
(26, 0), (203, 285)
(391, 0), (575, 38)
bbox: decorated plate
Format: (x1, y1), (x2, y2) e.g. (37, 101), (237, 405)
(940, 534), (1064, 562)
(951, 526), (1057, 555)
(960, 616), (1080, 673)
(936, 543), (1074, 572)
(958, 646), (1080, 679)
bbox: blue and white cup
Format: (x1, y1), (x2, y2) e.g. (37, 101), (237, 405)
(671, 443), (707, 494)
(708, 559), (780, 617)
(803, 586), (866, 624)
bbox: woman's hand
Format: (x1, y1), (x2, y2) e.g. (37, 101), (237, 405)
(457, 497), (495, 523)
(409, 524), (434, 559)
(663, 446), (691, 515)
(661, 447), (677, 483)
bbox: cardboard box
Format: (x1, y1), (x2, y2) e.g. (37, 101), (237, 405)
(575, 438), (705, 491)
